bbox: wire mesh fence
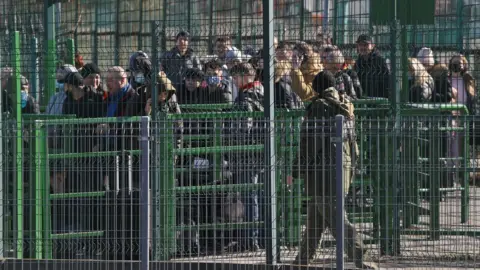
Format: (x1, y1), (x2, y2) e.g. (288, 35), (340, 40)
(1, 0), (480, 269)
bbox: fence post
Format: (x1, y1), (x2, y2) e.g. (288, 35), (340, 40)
(30, 37), (39, 102)
(43, 0), (56, 107)
(11, 30), (23, 259)
(140, 116), (150, 270)
(66, 38), (75, 66)
(335, 115), (345, 270)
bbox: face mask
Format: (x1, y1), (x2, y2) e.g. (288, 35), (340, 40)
(135, 73), (145, 84)
(21, 90), (28, 109)
(207, 76), (221, 86)
(56, 81), (64, 91)
(450, 63), (462, 73)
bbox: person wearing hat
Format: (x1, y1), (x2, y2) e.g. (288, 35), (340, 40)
(354, 34), (390, 98)
(80, 63), (104, 94)
(294, 70), (377, 269)
(160, 30), (202, 91)
(46, 64), (78, 115)
(145, 70), (181, 117)
(62, 72), (105, 119)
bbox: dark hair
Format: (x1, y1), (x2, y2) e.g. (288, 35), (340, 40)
(215, 36), (232, 44)
(176, 31), (190, 40)
(184, 68), (204, 80)
(229, 62), (256, 76)
(312, 70), (336, 94)
(204, 58), (223, 71)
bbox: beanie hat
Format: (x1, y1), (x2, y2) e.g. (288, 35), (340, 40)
(80, 63), (102, 78)
(417, 47), (435, 67)
(312, 70), (336, 94)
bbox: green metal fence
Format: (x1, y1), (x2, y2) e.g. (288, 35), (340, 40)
(2, 0), (480, 269)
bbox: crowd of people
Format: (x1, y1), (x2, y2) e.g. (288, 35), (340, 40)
(0, 30), (476, 268)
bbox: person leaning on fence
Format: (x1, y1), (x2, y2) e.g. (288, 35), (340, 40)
(407, 57), (435, 102)
(160, 31), (202, 91)
(354, 34), (390, 98)
(293, 70), (377, 269)
(290, 41), (323, 101)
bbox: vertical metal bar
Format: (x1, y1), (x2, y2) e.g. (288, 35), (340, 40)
(299, 0), (305, 41)
(44, 0), (56, 107)
(128, 155), (133, 194)
(323, 0), (329, 34)
(262, 0), (277, 265)
(150, 20), (161, 260)
(114, 0), (121, 66)
(187, 0), (191, 34)
(0, 49), (4, 259)
(93, 2), (99, 65)
(456, 0), (464, 52)
(161, 0), (168, 52)
(139, 0), (144, 50)
(30, 37), (39, 104)
(11, 30), (23, 259)
(335, 115), (345, 270)
(34, 120), (45, 259)
(66, 38), (75, 65)
(116, 156), (120, 194)
(140, 116), (150, 270)
(237, 0), (242, 49)
(208, 0), (214, 54)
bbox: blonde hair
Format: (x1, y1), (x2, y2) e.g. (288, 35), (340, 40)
(408, 58), (431, 86)
(274, 60), (291, 82)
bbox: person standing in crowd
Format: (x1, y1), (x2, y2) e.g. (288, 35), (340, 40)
(203, 58), (233, 104)
(408, 57), (435, 102)
(416, 47), (453, 103)
(46, 64), (78, 115)
(161, 31), (202, 91)
(128, 51), (154, 110)
(354, 34), (390, 98)
(290, 41), (323, 101)
(80, 63), (105, 97)
(274, 59), (303, 109)
(176, 68), (206, 105)
(321, 45), (360, 100)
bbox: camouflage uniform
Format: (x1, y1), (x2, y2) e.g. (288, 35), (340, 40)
(295, 87), (377, 269)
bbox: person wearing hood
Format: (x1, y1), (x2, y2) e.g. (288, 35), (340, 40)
(294, 70), (377, 269)
(127, 51), (155, 111)
(160, 31), (202, 91)
(354, 34), (390, 98)
(46, 64), (78, 115)
(290, 41), (324, 101)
